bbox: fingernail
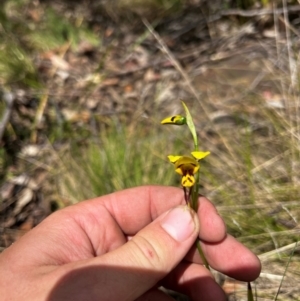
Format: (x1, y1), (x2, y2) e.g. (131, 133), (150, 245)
(161, 207), (195, 242)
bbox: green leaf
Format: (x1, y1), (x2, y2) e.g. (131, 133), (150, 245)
(181, 101), (198, 149)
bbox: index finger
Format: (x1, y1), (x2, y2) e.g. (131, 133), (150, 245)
(80, 186), (226, 242)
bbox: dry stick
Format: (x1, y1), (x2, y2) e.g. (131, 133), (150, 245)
(31, 93), (48, 143)
(239, 229), (300, 241)
(206, 5), (300, 23)
(282, 0), (300, 186)
(109, 54), (211, 78)
(259, 241), (299, 261)
(217, 5), (300, 17)
(0, 91), (14, 142)
(273, 1), (300, 180)
(218, 200), (300, 211)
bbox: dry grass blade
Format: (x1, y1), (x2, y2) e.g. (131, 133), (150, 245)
(273, 242), (298, 301)
(142, 18), (199, 101)
(259, 242), (300, 262)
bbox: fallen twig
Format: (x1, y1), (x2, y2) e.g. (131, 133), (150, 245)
(207, 5), (300, 23)
(0, 90), (15, 142)
(218, 5), (300, 18)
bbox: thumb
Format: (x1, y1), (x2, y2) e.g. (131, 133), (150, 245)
(60, 205), (199, 301)
(101, 205), (199, 300)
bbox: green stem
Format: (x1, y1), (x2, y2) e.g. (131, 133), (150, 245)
(191, 140), (210, 270)
(196, 239), (210, 270)
(191, 172), (199, 210)
(192, 171), (209, 270)
(247, 282), (254, 301)
(181, 100), (210, 270)
(191, 137), (199, 209)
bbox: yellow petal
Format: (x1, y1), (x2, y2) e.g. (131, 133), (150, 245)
(192, 164), (200, 174)
(167, 155), (182, 163)
(174, 156), (198, 166)
(181, 174), (195, 187)
(191, 151), (210, 160)
(161, 115), (186, 125)
(174, 166), (184, 175)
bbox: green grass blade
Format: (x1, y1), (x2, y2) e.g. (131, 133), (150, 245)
(274, 241), (298, 300)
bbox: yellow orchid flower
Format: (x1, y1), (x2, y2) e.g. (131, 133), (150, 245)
(168, 151), (210, 187)
(191, 151), (210, 160)
(161, 115), (186, 125)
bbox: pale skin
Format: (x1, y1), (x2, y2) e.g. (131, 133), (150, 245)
(0, 186), (261, 301)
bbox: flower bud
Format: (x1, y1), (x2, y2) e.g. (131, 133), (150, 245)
(161, 115), (187, 125)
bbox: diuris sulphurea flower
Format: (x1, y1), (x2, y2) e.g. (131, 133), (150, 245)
(168, 152), (210, 188)
(161, 101), (211, 269)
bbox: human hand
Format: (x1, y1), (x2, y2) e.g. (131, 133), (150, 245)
(0, 186), (260, 301)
